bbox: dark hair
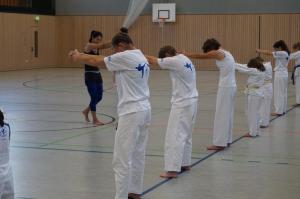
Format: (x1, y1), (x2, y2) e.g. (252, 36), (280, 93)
(0, 110), (4, 127)
(89, 30), (103, 42)
(112, 27), (133, 47)
(292, 42), (300, 50)
(202, 38), (221, 53)
(158, 45), (177, 58)
(273, 40), (290, 55)
(247, 58), (265, 72)
(255, 56), (264, 63)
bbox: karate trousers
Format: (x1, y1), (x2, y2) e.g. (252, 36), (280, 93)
(112, 109), (151, 199)
(0, 165), (14, 199)
(259, 83), (273, 126)
(213, 86), (236, 147)
(274, 72), (288, 114)
(164, 100), (198, 172)
(296, 75), (300, 104)
(246, 94), (263, 136)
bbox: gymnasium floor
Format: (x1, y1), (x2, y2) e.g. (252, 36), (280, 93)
(0, 68), (299, 199)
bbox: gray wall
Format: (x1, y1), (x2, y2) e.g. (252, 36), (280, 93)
(56, 0), (300, 15)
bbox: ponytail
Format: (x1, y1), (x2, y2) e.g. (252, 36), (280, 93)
(0, 110), (4, 127)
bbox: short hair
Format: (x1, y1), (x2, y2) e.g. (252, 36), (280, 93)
(292, 42), (300, 50)
(89, 30), (103, 42)
(247, 58), (265, 72)
(112, 27), (133, 47)
(202, 38), (221, 53)
(273, 40), (290, 55)
(158, 45), (177, 58)
(255, 56), (264, 63)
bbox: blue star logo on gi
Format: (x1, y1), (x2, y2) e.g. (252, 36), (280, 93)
(136, 63), (148, 78)
(0, 128), (7, 137)
(184, 62), (193, 71)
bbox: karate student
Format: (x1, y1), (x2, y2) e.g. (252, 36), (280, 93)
(256, 57), (273, 128)
(257, 40), (290, 116)
(184, 38), (236, 150)
(289, 42), (300, 105)
(0, 110), (14, 199)
(147, 45), (198, 178)
(235, 59), (265, 137)
(69, 28), (151, 199)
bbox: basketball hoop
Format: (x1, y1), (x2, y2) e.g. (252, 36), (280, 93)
(158, 18), (166, 28)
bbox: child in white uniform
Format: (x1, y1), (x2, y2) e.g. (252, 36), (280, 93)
(147, 46), (198, 178)
(235, 59), (265, 137)
(257, 40), (290, 116)
(256, 57), (273, 128)
(185, 38), (236, 150)
(290, 42), (300, 105)
(0, 110), (14, 199)
(69, 28), (151, 199)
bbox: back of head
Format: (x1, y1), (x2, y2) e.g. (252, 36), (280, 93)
(89, 30), (103, 42)
(292, 42), (300, 51)
(112, 27), (133, 47)
(158, 45), (177, 58)
(0, 110), (4, 127)
(202, 38), (221, 53)
(273, 40), (290, 55)
(247, 58), (265, 72)
(255, 56), (264, 63)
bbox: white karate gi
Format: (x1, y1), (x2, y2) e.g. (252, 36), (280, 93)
(157, 54), (198, 172)
(104, 49), (151, 199)
(289, 51), (300, 104)
(259, 62), (273, 126)
(213, 50), (237, 147)
(0, 122), (14, 199)
(273, 51), (289, 114)
(235, 64), (265, 136)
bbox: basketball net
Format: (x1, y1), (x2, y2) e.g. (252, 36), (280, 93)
(158, 18), (166, 28)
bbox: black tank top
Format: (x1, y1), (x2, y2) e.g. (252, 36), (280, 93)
(84, 49), (103, 84)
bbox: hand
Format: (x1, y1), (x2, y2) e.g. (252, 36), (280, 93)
(68, 49), (80, 61)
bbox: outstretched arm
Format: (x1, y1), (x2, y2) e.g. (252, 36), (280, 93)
(145, 55), (159, 66)
(184, 50), (224, 60)
(85, 41), (112, 52)
(69, 49), (106, 67)
(256, 49), (273, 56)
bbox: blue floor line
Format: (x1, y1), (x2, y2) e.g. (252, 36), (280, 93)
(141, 104), (298, 197)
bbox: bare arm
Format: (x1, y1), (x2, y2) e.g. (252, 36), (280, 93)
(85, 41), (112, 52)
(184, 50), (224, 60)
(145, 55), (159, 66)
(69, 49), (106, 67)
(256, 49), (273, 56)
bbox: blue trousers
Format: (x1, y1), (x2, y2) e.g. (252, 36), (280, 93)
(86, 82), (103, 112)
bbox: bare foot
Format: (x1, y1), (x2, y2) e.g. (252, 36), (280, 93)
(82, 110), (90, 122)
(244, 133), (254, 137)
(206, 145), (225, 150)
(271, 112), (283, 116)
(93, 120), (104, 126)
(128, 193), (141, 199)
(160, 171), (178, 178)
(181, 166), (191, 172)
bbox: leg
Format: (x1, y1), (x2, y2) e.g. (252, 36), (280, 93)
(209, 87), (235, 149)
(273, 74), (286, 115)
(246, 95), (262, 137)
(128, 110), (151, 196)
(87, 82), (104, 125)
(182, 101), (198, 168)
(82, 106), (90, 122)
(113, 111), (148, 199)
(296, 76), (300, 104)
(161, 106), (184, 178)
